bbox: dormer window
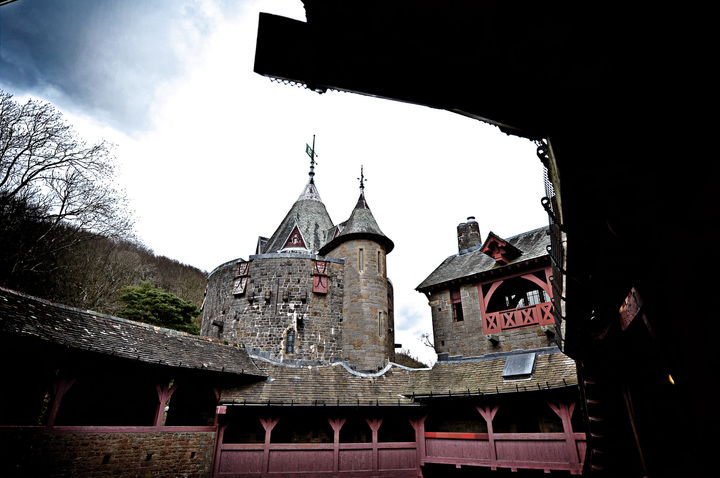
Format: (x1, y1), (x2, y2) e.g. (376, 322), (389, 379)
(480, 232), (522, 265)
(280, 224), (308, 252)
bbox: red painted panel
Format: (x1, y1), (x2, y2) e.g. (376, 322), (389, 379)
(496, 439), (567, 463)
(267, 449), (333, 472)
(232, 277), (247, 295)
(539, 303), (554, 325)
(338, 449), (373, 471)
(425, 432), (489, 440)
(518, 307), (538, 325)
(283, 225), (307, 250)
(314, 261), (328, 275)
(502, 311), (516, 328)
(218, 450), (264, 473)
(313, 275), (328, 294)
(484, 313), (501, 334)
(425, 438), (491, 460)
(378, 448), (416, 470)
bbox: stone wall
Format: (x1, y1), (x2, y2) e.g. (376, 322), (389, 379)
(0, 429), (215, 478)
(430, 283), (555, 357)
(329, 239), (393, 371)
(202, 255), (345, 363)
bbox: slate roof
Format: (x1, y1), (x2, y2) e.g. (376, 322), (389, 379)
(220, 348), (577, 405)
(416, 226), (550, 291)
(263, 180), (335, 254)
(0, 288), (264, 377)
(222, 359), (415, 405)
(405, 349), (577, 397)
(319, 191), (394, 255)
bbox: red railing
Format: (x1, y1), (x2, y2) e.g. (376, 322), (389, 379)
(423, 431), (586, 474)
(484, 302), (554, 334)
(215, 442), (418, 477)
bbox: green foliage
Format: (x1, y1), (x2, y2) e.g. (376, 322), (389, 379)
(394, 348), (429, 369)
(118, 281), (200, 335)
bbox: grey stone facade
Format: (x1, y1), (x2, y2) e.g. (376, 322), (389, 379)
(202, 255), (346, 363)
(201, 175), (395, 371)
(419, 222), (557, 358)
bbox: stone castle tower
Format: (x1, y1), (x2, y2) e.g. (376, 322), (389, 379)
(201, 162), (394, 371)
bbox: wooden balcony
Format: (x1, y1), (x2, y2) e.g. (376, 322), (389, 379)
(484, 302), (554, 334)
(212, 406), (586, 476)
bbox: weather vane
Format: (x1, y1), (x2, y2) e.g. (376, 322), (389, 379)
(305, 135), (319, 184)
(358, 165), (366, 190)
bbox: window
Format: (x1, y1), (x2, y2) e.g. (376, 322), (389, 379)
(451, 288), (464, 322)
(358, 247), (364, 272)
(378, 251), (383, 276)
(379, 311), (383, 336)
(286, 329), (295, 354)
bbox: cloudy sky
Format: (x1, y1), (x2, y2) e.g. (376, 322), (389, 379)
(1, 0), (548, 365)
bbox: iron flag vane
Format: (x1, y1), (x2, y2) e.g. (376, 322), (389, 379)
(305, 135), (318, 183)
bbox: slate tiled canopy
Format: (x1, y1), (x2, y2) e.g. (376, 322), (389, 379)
(417, 226), (550, 292)
(0, 287), (263, 377)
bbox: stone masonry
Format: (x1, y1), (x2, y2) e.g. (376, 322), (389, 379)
(0, 429), (215, 478)
(430, 285), (556, 357)
(330, 238), (393, 370)
(201, 172), (395, 371)
(203, 255), (345, 363)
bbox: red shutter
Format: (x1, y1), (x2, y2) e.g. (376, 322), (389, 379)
(313, 261), (329, 294)
(313, 275), (328, 294)
(232, 277), (248, 295)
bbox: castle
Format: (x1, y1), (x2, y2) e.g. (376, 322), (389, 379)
(201, 159), (395, 371)
(1, 147), (584, 477)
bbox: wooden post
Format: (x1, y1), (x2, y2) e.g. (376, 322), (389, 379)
(154, 382), (179, 428)
(212, 387), (224, 426)
(211, 422), (229, 478)
(476, 405), (499, 470)
(366, 418), (383, 471)
(621, 385), (647, 475)
(410, 416), (427, 477)
(328, 418), (346, 473)
(46, 377), (76, 429)
(548, 402), (580, 472)
(260, 418), (279, 473)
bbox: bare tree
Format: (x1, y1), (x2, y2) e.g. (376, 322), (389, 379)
(0, 90), (134, 293)
(419, 332), (437, 352)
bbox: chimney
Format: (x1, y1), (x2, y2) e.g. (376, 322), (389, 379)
(457, 216), (481, 253)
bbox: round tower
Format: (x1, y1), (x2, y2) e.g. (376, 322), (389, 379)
(201, 155), (343, 363)
(319, 173), (395, 371)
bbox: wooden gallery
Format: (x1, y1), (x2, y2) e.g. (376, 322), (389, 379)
(0, 167), (584, 477)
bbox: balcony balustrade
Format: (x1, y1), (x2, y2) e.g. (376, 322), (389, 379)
(484, 302), (554, 334)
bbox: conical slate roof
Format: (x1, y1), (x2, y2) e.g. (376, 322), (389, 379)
(319, 190), (394, 255)
(262, 180), (335, 254)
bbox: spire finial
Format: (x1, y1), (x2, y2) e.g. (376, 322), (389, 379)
(305, 135), (319, 184)
(358, 165), (366, 191)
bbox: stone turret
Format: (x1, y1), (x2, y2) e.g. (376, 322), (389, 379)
(202, 159), (394, 371)
(321, 185), (394, 371)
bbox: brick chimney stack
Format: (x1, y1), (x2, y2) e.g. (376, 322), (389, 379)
(457, 216), (481, 253)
